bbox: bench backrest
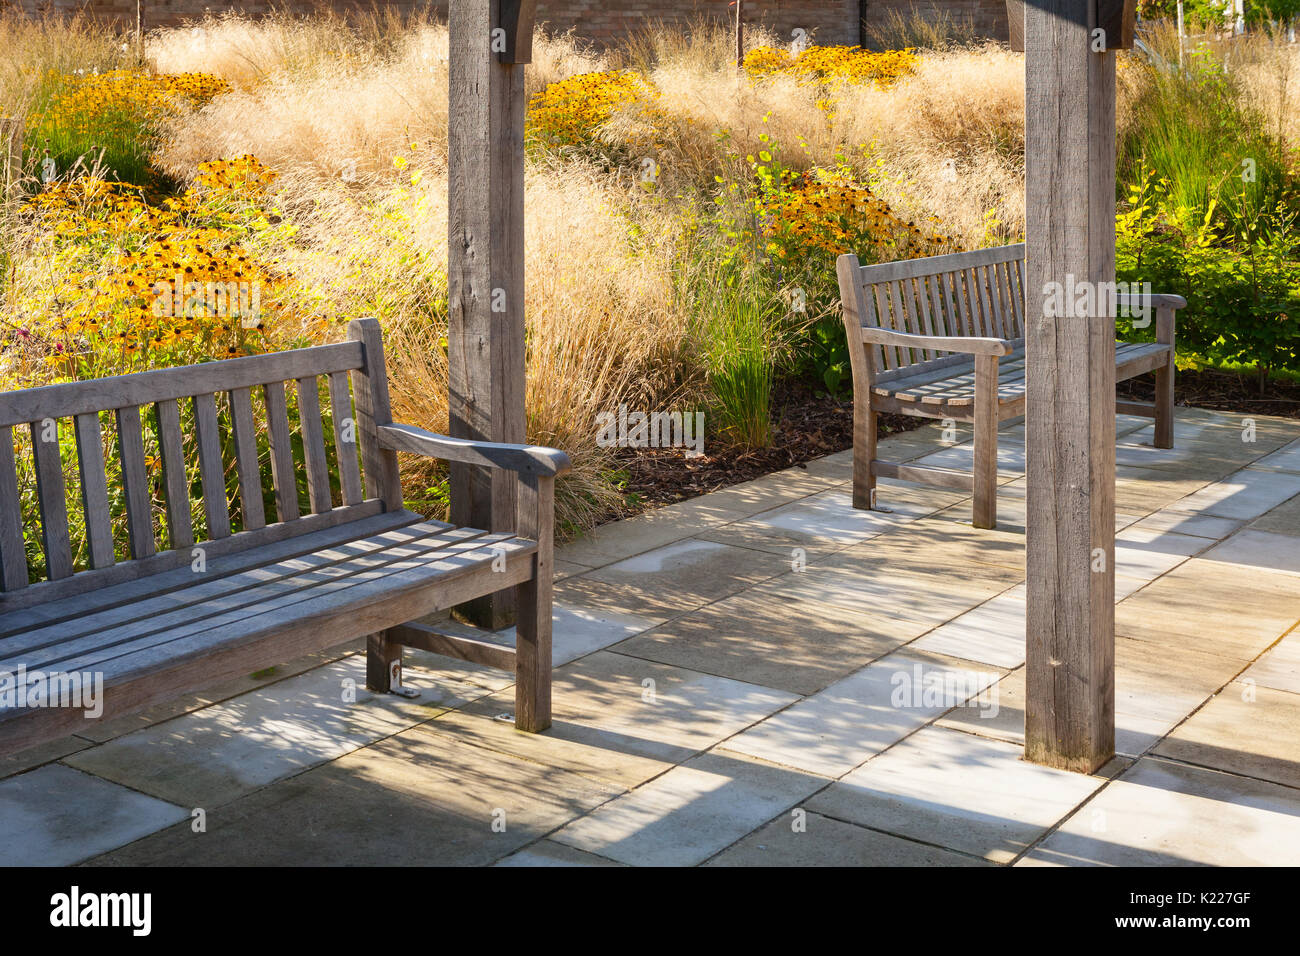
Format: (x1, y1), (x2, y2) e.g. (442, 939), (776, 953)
(839, 243), (1027, 383)
(0, 318), (402, 612)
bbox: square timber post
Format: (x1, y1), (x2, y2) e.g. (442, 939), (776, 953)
(447, 0), (536, 629)
(1024, 0), (1118, 773)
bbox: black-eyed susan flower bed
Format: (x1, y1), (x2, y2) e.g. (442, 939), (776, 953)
(26, 69), (230, 188)
(742, 45), (920, 87)
(12, 156), (291, 385)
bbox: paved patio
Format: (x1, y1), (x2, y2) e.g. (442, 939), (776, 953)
(4, 407), (1300, 866)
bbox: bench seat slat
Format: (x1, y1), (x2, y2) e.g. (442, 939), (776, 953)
(41, 533), (535, 681)
(3, 523), (499, 673)
(2, 520), (452, 655)
(0, 499), (393, 616)
(0, 506), (422, 634)
(873, 342), (1172, 408)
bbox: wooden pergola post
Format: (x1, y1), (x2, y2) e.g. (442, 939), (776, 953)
(447, 0), (535, 630)
(1024, 0), (1118, 772)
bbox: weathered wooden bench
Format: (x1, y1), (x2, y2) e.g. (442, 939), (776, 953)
(836, 243), (1185, 529)
(0, 318), (568, 756)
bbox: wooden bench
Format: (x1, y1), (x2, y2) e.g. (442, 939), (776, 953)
(836, 243), (1185, 529)
(0, 318), (568, 757)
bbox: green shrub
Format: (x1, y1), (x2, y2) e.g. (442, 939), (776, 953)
(1117, 167), (1300, 384)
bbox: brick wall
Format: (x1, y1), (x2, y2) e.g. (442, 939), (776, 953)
(860, 0), (1010, 43)
(3, 0), (1009, 46)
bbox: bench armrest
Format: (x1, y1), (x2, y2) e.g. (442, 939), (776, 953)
(1117, 292), (1183, 346)
(1116, 293), (1186, 311)
(377, 423), (572, 477)
(859, 327), (1015, 356)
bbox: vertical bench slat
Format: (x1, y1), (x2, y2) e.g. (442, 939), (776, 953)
(155, 399), (193, 549)
(347, 319), (404, 510)
(887, 281), (913, 366)
(193, 393), (231, 540)
(1000, 261), (1021, 338)
(296, 376), (332, 514)
(74, 412), (115, 569)
(860, 275), (886, 372)
(1009, 258), (1027, 337)
(30, 419), (74, 580)
(328, 370), (363, 506)
(948, 272), (968, 336)
(263, 380), (301, 523)
(0, 426), (28, 589)
(896, 279), (925, 363)
(910, 276), (938, 362)
(926, 275), (950, 338)
(969, 268), (989, 336)
(993, 261), (1013, 335)
(115, 405), (156, 560)
(228, 387), (266, 532)
(870, 285), (897, 370)
(977, 265), (1001, 339)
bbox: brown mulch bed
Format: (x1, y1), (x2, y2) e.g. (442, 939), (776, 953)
(1119, 367), (1300, 421)
(608, 380), (920, 510)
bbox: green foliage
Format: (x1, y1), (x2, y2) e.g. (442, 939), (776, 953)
(1117, 167), (1300, 379)
(1118, 47), (1292, 240)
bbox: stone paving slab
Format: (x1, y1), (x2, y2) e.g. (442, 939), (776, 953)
(806, 725), (1113, 864)
(1116, 559), (1300, 664)
(698, 492), (919, 559)
(911, 586), (1027, 668)
(1200, 528), (1300, 577)
(1251, 494), (1300, 536)
(1127, 509), (1244, 540)
(1154, 683), (1300, 789)
(90, 729), (619, 866)
(494, 839), (625, 867)
(0, 734), (92, 782)
(64, 653), (507, 808)
(705, 810), (993, 866)
(550, 749), (826, 867)
(1242, 632), (1300, 694)
(1112, 527), (1209, 580)
(1250, 438), (1300, 474)
(1172, 467), (1300, 520)
(419, 650), (798, 786)
(70, 641), (364, 745)
(0, 764), (188, 866)
(723, 648), (1004, 778)
(912, 440), (1027, 477)
(824, 517), (1027, 576)
(613, 581), (930, 696)
(556, 539), (790, 619)
(429, 599), (660, 666)
(1020, 757), (1300, 866)
(555, 497), (745, 568)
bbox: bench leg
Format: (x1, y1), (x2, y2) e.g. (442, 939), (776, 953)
(366, 631), (401, 694)
(853, 398), (878, 511)
(972, 354), (999, 530)
(1154, 352), (1175, 449)
(514, 472), (553, 733)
